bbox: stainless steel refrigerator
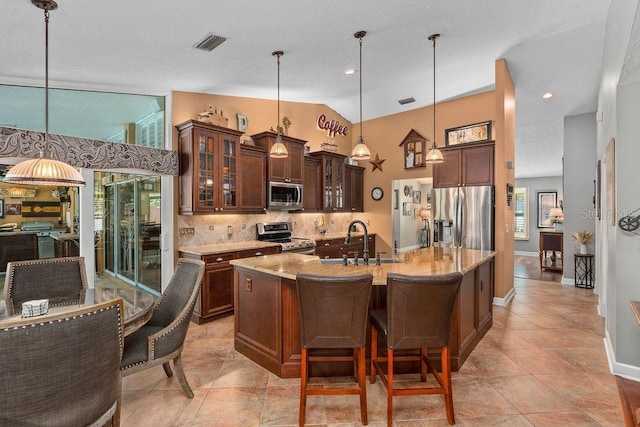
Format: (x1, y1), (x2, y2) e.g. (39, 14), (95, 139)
(432, 186), (494, 250)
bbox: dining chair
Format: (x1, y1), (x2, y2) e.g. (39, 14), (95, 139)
(370, 272), (464, 426)
(120, 258), (205, 398)
(0, 298), (125, 426)
(296, 272), (373, 426)
(3, 256), (88, 315)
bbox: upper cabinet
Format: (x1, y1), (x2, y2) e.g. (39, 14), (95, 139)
(240, 145), (268, 214)
(251, 131), (306, 183)
(303, 157), (322, 212)
(344, 164), (365, 212)
(177, 120), (244, 214)
(433, 142), (494, 188)
(309, 151), (347, 212)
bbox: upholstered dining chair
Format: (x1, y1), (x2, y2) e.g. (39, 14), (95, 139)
(120, 258), (205, 398)
(3, 256), (88, 315)
(0, 298), (125, 426)
(370, 272), (464, 426)
(296, 272), (373, 426)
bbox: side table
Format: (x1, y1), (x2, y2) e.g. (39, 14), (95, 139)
(574, 254), (594, 288)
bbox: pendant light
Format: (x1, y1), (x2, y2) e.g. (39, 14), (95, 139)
(350, 31), (371, 161)
(4, 0), (86, 187)
(425, 33), (444, 164)
(269, 50), (288, 158)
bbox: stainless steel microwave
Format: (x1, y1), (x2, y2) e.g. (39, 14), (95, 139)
(268, 181), (303, 210)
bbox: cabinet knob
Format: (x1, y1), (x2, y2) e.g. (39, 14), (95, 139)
(255, 252), (263, 256)
(216, 257), (224, 262)
(324, 243), (330, 247)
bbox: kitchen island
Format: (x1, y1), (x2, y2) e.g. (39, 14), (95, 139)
(230, 247), (496, 378)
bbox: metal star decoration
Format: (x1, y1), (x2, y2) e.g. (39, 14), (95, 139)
(369, 153), (386, 172)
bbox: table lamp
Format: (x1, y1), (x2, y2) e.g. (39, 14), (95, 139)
(549, 207), (564, 231)
(419, 207), (431, 248)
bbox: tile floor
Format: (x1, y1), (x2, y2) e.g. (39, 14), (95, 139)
(121, 275), (622, 426)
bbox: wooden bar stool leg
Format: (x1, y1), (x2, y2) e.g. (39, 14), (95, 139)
(299, 347), (308, 427)
(357, 347), (368, 425)
(386, 348), (394, 427)
(420, 347), (427, 382)
(442, 346), (455, 425)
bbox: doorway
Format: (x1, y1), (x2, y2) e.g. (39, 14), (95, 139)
(102, 175), (162, 295)
(391, 177), (432, 253)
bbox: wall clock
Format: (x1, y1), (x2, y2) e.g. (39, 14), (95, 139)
(371, 187), (384, 201)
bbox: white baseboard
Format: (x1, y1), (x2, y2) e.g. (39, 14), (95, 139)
(514, 251), (538, 257)
(493, 287), (515, 307)
(605, 329), (640, 381)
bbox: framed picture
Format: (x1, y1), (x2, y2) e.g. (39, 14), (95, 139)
(412, 190), (421, 204)
(5, 203), (21, 216)
(403, 202), (412, 216)
(537, 191), (557, 228)
(445, 121), (492, 146)
(0, 199), (3, 219)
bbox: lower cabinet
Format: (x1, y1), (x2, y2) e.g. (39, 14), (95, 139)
(233, 256), (494, 377)
(180, 245), (280, 324)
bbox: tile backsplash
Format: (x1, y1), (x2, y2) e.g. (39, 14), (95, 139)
(177, 211), (364, 247)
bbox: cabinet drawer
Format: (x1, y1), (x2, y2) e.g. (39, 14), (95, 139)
(203, 253), (235, 265)
(236, 246), (281, 259)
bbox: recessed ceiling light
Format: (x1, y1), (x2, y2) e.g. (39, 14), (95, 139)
(344, 69), (356, 75)
(542, 92), (553, 99)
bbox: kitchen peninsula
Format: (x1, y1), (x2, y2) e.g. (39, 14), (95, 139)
(230, 247), (496, 378)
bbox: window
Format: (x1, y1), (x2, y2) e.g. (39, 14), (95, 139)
(514, 187), (528, 240)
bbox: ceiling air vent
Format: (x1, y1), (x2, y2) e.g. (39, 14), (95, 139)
(193, 33), (227, 52)
(398, 97), (415, 105)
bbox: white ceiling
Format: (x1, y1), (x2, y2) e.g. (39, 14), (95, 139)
(0, 0), (611, 178)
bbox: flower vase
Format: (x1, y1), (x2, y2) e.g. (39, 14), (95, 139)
(579, 244), (587, 255)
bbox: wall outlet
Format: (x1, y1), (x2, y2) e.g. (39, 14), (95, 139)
(179, 227), (195, 235)
(227, 225), (233, 234)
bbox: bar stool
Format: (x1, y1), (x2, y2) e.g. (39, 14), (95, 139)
(296, 272), (373, 426)
(370, 272), (463, 426)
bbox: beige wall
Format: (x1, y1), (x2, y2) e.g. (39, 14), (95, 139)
(356, 91), (496, 255)
(171, 79), (515, 302)
(493, 59), (516, 299)
(171, 91), (353, 154)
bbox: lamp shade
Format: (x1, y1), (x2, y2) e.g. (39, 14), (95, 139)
(270, 135), (288, 159)
(419, 207), (430, 219)
(351, 136), (371, 160)
(3, 155), (85, 187)
(425, 147), (444, 163)
(549, 207), (564, 220)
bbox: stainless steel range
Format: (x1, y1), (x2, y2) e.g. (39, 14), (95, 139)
(22, 221), (57, 259)
(256, 222), (316, 254)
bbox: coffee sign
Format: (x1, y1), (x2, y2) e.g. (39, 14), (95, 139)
(316, 114), (349, 137)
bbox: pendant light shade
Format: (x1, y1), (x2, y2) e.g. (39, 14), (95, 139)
(4, 0), (85, 187)
(425, 33), (443, 164)
(350, 31), (371, 161)
(270, 50), (288, 159)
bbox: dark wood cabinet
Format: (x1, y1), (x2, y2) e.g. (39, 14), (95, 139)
(252, 131), (306, 184)
(240, 145), (268, 213)
(0, 233), (38, 271)
(433, 142), (494, 188)
(176, 120), (244, 214)
(303, 157), (322, 212)
(344, 165), (365, 212)
(313, 237), (344, 259)
(181, 245), (281, 324)
(539, 231), (563, 272)
(310, 151), (347, 212)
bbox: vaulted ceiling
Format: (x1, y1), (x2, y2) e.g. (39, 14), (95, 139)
(0, 0), (610, 178)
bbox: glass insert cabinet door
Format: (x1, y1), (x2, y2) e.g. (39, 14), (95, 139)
(102, 175), (161, 295)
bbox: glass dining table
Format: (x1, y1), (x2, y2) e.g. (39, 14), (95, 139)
(0, 286), (155, 336)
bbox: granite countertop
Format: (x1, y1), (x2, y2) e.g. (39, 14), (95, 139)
(229, 247), (496, 285)
(178, 240), (281, 256)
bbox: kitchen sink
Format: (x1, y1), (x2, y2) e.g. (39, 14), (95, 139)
(319, 258), (403, 265)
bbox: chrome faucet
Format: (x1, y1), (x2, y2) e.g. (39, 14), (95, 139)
(345, 220), (369, 265)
